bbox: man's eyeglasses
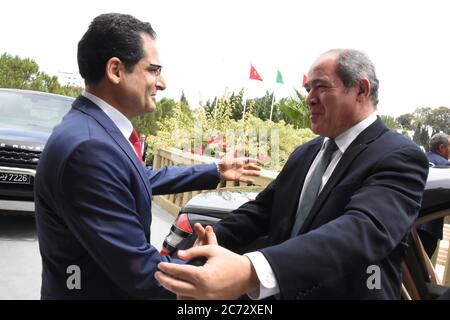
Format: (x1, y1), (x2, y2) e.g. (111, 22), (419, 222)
(149, 63), (162, 77)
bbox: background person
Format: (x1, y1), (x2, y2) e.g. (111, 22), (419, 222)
(426, 133), (450, 167)
(139, 133), (148, 163)
(417, 132), (450, 258)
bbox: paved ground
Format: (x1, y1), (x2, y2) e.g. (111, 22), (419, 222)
(0, 204), (175, 300)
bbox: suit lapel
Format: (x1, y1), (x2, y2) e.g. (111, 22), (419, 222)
(297, 118), (389, 234)
(72, 96), (153, 201)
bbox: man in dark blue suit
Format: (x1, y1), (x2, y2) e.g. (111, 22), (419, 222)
(426, 133), (450, 167)
(34, 13), (259, 299)
(417, 133), (450, 257)
(155, 49), (429, 299)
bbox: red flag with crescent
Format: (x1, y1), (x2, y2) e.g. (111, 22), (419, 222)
(249, 65), (263, 81)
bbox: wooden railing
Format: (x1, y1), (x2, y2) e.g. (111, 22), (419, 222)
(436, 223), (450, 285)
(152, 147), (277, 216)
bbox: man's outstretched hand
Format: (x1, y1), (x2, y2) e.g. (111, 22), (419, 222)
(218, 151), (261, 183)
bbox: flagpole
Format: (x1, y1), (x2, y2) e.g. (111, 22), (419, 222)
(269, 92), (275, 121)
(241, 83), (248, 120)
(242, 62), (252, 120)
(242, 98), (248, 120)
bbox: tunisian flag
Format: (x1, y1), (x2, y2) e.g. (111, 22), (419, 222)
(302, 74), (308, 86)
(249, 65), (263, 81)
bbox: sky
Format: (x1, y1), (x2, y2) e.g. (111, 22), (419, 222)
(1, 0), (450, 117)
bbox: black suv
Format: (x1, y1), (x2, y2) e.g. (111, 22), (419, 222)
(0, 88), (73, 213)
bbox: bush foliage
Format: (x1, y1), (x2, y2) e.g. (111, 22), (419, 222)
(146, 92), (316, 171)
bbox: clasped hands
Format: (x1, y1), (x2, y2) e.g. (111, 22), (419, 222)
(155, 223), (259, 300)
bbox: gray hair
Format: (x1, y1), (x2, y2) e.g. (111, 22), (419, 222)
(326, 49), (379, 108)
(430, 133), (450, 153)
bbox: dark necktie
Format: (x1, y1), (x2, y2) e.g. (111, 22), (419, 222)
(290, 139), (338, 236)
(129, 128), (143, 163)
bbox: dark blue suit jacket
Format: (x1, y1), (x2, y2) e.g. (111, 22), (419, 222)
(215, 118), (428, 299)
(426, 151), (450, 166)
(35, 96), (219, 299)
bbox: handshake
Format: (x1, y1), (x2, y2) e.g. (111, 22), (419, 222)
(155, 224), (260, 300)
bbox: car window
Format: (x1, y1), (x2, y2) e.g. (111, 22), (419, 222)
(0, 90), (72, 133)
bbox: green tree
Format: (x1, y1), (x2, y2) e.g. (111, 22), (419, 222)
(203, 89), (311, 126)
(0, 52), (82, 97)
(0, 53), (40, 89)
(249, 91), (281, 122)
(205, 89), (255, 122)
(278, 88), (310, 129)
(180, 90), (188, 104)
(203, 97), (217, 116)
(132, 98), (194, 165)
(380, 115), (398, 130)
(396, 113), (415, 130)
(229, 89), (245, 121)
(412, 122), (430, 150)
(409, 108), (432, 149)
(131, 97), (188, 136)
(396, 106), (449, 148)
(428, 107), (450, 134)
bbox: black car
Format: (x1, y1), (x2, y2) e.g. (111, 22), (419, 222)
(161, 189), (260, 255)
(162, 167), (450, 256)
(0, 88), (73, 213)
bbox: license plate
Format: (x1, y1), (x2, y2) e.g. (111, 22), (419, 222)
(0, 172), (31, 185)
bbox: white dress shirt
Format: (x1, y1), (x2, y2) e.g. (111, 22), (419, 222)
(81, 91), (137, 156)
(245, 112), (378, 299)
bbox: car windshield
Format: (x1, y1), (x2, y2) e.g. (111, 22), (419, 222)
(0, 90), (72, 133)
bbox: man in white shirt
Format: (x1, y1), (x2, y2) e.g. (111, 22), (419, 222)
(155, 49), (429, 299)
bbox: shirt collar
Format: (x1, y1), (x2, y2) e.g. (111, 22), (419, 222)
(81, 91), (133, 140)
(323, 112), (377, 153)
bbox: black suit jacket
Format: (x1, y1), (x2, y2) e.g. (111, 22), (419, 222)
(215, 118), (428, 299)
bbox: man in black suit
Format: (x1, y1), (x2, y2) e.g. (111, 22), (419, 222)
(155, 49), (429, 299)
(139, 134), (148, 163)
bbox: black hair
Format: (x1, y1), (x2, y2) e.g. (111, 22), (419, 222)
(77, 13), (156, 85)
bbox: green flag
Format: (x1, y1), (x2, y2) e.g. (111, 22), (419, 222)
(276, 70), (284, 84)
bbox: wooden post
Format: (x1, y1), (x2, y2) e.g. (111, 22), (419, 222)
(152, 149), (161, 169)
